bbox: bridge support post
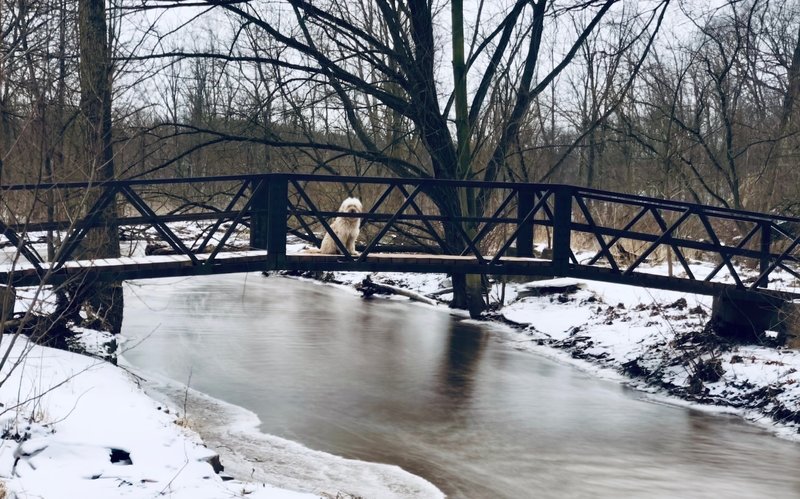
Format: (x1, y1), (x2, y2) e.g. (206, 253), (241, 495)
(757, 221), (771, 288)
(250, 175), (288, 270)
(266, 175), (288, 269)
(710, 293), (792, 344)
(250, 180), (269, 250)
(551, 186), (573, 276)
(1, 284), (15, 328)
(516, 187), (535, 258)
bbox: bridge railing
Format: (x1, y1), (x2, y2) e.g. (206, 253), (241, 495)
(269, 174), (560, 265)
(1, 174), (798, 296)
(568, 186), (799, 291)
(0, 176), (261, 276)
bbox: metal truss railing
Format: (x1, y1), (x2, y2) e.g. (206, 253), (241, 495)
(0, 174), (798, 298)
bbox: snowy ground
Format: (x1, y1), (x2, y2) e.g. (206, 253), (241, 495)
(0, 333), (317, 498)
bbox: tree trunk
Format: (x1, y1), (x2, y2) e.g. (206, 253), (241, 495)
(432, 188), (485, 317)
(447, 0), (484, 317)
(78, 0), (123, 334)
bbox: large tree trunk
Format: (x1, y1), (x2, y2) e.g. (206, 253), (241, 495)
(77, 0), (123, 334)
(448, 0), (484, 318)
(428, 185), (485, 318)
(446, 227), (485, 318)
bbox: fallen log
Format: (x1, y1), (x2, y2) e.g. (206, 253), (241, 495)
(357, 276), (439, 306)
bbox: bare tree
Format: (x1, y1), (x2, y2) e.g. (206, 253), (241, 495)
(76, 0), (123, 333)
(125, 0), (669, 315)
(643, 1), (800, 215)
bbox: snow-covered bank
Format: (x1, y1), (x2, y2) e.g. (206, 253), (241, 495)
(127, 370), (444, 499)
(307, 259), (800, 441)
(0, 335), (316, 498)
(1, 235), (442, 498)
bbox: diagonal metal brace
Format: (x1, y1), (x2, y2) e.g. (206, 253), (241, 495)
(53, 185), (119, 269)
(697, 213), (743, 288)
(574, 195), (620, 272)
(0, 220), (44, 275)
(750, 232), (800, 290)
(197, 180), (251, 253)
(623, 208), (692, 276)
(489, 189), (553, 265)
(358, 184), (424, 262)
(120, 185), (199, 265)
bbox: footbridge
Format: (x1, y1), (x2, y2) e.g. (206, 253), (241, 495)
(1, 174), (798, 302)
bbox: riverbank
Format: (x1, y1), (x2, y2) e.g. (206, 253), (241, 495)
(0, 285), (445, 499)
(0, 331), (318, 498)
(301, 257), (800, 442)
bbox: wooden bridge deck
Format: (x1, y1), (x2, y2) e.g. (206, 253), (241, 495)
(2, 249), (794, 300)
(0, 250), (545, 285)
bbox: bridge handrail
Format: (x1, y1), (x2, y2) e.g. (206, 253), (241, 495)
(2, 173), (798, 226)
(1, 173), (799, 300)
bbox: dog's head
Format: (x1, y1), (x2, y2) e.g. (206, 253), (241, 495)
(339, 197), (363, 214)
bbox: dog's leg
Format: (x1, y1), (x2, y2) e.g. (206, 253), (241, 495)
(347, 236), (357, 255)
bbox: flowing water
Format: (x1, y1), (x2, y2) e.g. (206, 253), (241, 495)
(122, 274), (800, 498)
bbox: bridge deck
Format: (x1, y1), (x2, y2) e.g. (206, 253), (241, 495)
(2, 250), (794, 301)
(1, 250), (545, 284)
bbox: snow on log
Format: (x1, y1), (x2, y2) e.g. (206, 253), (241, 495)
(357, 277), (439, 306)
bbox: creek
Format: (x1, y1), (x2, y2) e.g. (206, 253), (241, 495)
(122, 274), (800, 498)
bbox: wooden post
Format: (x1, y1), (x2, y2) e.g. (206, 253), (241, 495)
(516, 187), (535, 258)
(1, 284), (15, 323)
(780, 301), (800, 349)
(712, 293), (782, 343)
(758, 221), (771, 288)
(266, 174), (288, 268)
(249, 179), (269, 250)
(551, 186), (573, 276)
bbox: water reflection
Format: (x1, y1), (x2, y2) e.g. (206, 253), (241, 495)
(436, 323), (487, 406)
(122, 274), (800, 499)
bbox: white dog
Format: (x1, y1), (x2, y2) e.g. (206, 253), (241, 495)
(313, 197), (362, 255)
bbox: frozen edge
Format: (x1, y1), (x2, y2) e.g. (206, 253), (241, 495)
(118, 357), (446, 499)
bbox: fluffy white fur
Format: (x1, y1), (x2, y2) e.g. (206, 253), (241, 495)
(315, 197), (362, 255)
